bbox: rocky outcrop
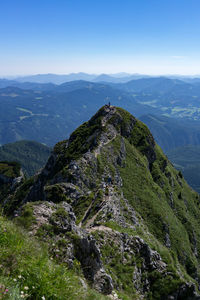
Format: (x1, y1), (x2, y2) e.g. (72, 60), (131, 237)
(23, 200), (113, 295)
(74, 235), (113, 294)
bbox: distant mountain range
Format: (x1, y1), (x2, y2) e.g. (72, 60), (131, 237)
(1, 76), (200, 149)
(3, 72), (151, 84)
(3, 72), (200, 84)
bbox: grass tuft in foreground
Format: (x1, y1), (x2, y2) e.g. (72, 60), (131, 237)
(0, 214), (108, 300)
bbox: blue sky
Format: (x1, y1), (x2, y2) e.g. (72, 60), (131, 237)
(1, 0), (200, 75)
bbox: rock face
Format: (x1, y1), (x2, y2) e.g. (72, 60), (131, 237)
(74, 235), (113, 294)
(3, 105), (200, 299)
(27, 200), (113, 294)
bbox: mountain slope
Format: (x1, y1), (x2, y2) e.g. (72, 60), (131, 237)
(167, 145), (200, 193)
(140, 114), (200, 151)
(0, 140), (51, 176)
(0, 78), (56, 91)
(1, 106), (200, 299)
(115, 77), (190, 93)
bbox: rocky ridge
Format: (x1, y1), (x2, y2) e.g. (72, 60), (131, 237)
(1, 105), (200, 299)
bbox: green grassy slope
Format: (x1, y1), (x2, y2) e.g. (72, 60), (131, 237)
(0, 214), (108, 300)
(47, 106), (200, 298)
(92, 110), (200, 298)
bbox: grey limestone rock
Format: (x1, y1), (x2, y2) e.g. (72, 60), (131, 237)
(74, 234), (113, 294)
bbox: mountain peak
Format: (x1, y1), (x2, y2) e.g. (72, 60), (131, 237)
(51, 105), (156, 178)
(1, 106), (200, 299)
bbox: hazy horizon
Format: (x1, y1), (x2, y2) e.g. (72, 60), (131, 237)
(2, 68), (200, 78)
(2, 72), (200, 79)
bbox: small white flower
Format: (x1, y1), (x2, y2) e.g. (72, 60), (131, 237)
(24, 286), (29, 290)
(13, 278), (17, 282)
(21, 291), (24, 294)
(42, 296), (45, 300)
(18, 275), (22, 279)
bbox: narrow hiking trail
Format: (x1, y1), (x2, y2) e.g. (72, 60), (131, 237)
(94, 134), (116, 158)
(79, 186), (114, 229)
(94, 105), (117, 158)
(78, 201), (93, 228)
(88, 225), (113, 233)
(79, 106), (117, 231)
